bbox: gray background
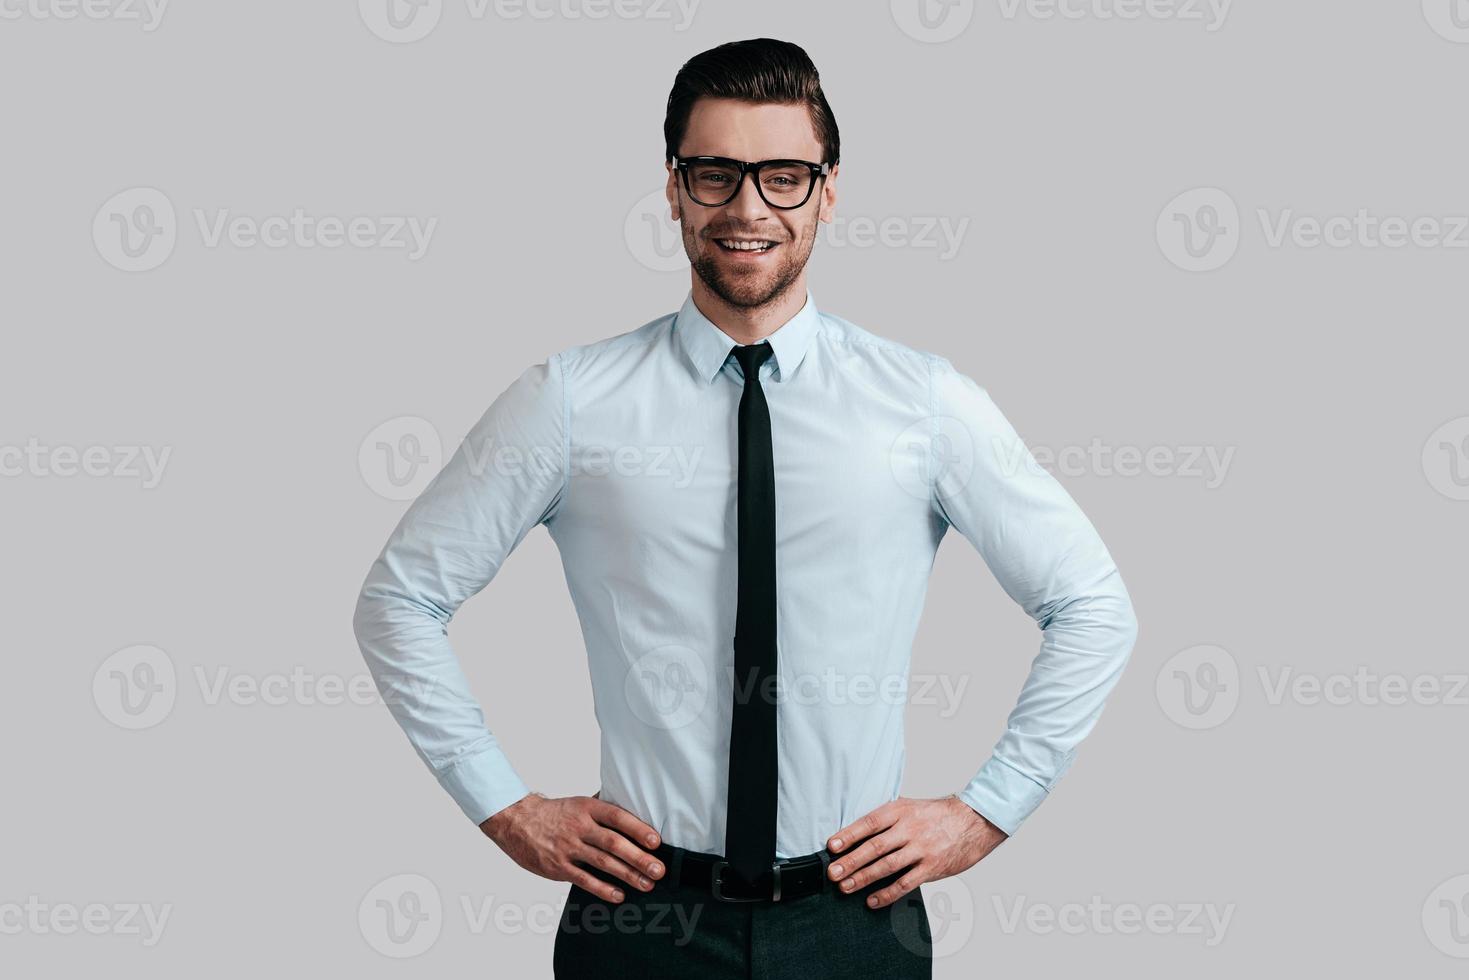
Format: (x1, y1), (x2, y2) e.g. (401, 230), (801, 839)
(4, 0), (1468, 975)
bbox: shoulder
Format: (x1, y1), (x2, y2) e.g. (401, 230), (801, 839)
(547, 313), (675, 381)
(812, 309), (985, 402)
(815, 309), (939, 365)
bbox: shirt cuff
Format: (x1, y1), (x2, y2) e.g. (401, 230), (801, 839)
(957, 755), (1050, 837)
(436, 745), (531, 826)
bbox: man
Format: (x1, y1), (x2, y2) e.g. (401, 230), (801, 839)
(353, 37), (1137, 979)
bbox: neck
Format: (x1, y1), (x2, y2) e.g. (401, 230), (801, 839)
(690, 275), (808, 346)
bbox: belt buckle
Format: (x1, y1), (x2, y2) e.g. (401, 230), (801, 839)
(710, 860), (777, 903)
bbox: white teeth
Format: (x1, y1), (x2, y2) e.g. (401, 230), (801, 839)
(717, 239), (775, 251)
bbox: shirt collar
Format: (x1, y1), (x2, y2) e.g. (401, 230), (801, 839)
(674, 288), (821, 385)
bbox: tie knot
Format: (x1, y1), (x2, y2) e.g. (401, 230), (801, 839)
(730, 342), (774, 380)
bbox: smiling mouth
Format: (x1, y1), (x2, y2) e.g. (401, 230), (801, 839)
(714, 238), (780, 253)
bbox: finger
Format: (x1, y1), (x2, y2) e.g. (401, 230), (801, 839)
(590, 799), (661, 851)
(865, 868), (926, 910)
(826, 803), (897, 854)
(827, 830), (904, 882)
(836, 846), (917, 895)
(567, 865), (628, 904)
(576, 845), (657, 894)
(586, 826), (666, 881)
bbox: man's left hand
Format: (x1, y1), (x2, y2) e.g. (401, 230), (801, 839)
(825, 795), (1007, 909)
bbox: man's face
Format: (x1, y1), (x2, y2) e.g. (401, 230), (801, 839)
(666, 98), (838, 310)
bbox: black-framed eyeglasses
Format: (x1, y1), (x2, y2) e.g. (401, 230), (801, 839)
(670, 155), (831, 210)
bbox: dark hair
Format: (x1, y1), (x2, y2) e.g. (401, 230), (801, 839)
(663, 38), (840, 167)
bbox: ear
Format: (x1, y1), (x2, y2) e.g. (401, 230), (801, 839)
(818, 163), (839, 224)
(665, 161), (681, 222)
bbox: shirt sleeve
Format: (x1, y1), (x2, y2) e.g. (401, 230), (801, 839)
(929, 355), (1138, 837)
(352, 355), (568, 826)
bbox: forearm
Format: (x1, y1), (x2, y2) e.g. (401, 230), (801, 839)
(353, 572), (532, 825)
(959, 573), (1137, 836)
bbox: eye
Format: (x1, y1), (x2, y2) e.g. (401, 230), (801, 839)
(692, 168), (736, 185)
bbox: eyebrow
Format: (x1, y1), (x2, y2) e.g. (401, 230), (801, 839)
(677, 154), (822, 162)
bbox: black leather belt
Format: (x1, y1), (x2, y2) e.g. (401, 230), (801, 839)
(658, 843), (832, 903)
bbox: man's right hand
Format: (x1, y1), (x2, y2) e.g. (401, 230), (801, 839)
(479, 792), (665, 904)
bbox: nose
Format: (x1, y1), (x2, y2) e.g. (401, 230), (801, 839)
(723, 170), (773, 222)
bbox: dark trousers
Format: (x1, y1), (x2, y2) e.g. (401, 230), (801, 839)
(553, 842), (933, 979)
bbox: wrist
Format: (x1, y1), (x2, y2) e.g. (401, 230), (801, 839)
(947, 793), (1007, 837)
(480, 790), (540, 840)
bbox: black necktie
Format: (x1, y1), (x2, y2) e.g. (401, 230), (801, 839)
(724, 342), (779, 887)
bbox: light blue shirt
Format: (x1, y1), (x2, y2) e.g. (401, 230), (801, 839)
(353, 288), (1138, 856)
